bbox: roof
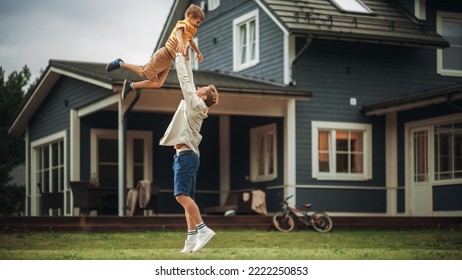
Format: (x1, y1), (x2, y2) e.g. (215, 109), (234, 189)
(363, 83), (462, 115)
(48, 60), (311, 97)
(259, 0), (448, 48)
(9, 59), (311, 135)
(158, 0), (447, 49)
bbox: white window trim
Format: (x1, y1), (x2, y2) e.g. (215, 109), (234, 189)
(233, 9), (260, 72)
(437, 11), (462, 77)
(250, 123), (277, 182)
(30, 131), (67, 216)
(90, 129), (153, 188)
(414, 0), (426, 20)
(311, 121), (372, 181)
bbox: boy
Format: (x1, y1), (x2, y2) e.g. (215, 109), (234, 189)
(106, 4), (205, 99)
(160, 52), (219, 253)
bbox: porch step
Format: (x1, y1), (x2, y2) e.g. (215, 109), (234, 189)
(1, 216), (461, 233)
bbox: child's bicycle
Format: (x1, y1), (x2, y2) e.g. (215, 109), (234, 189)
(272, 195), (333, 232)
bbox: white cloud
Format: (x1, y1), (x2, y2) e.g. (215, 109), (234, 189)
(0, 0), (173, 82)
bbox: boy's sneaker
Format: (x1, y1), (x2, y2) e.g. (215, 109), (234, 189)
(192, 229), (215, 252)
(122, 79), (133, 100)
(180, 239), (196, 253)
(106, 58), (123, 72)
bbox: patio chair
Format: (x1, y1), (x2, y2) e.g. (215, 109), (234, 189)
(69, 181), (101, 215)
(37, 183), (64, 215)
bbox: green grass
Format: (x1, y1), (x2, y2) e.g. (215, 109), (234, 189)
(1, 229), (461, 260)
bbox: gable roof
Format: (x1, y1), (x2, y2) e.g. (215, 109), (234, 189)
(259, 0), (448, 48)
(158, 0), (447, 49)
(363, 82), (462, 116)
(9, 60), (311, 135)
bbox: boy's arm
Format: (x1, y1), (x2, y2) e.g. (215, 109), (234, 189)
(175, 29), (186, 55)
(189, 40), (203, 63)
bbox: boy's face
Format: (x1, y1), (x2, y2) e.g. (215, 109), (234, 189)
(188, 16), (202, 28)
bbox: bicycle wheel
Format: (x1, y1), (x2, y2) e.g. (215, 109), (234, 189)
(272, 211), (295, 232)
(311, 212), (333, 233)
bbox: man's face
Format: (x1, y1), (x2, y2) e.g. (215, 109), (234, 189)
(196, 86), (209, 100)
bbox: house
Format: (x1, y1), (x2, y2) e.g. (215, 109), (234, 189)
(9, 0), (462, 217)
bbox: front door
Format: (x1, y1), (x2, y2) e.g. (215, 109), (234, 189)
(409, 127), (433, 216)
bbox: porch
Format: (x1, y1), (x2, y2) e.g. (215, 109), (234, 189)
(2, 215), (461, 232)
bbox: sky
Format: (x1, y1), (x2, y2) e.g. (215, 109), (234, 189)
(0, 0), (174, 83)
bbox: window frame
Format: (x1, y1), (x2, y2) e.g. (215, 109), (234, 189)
(233, 9), (260, 72)
(31, 131), (67, 216)
(90, 129), (153, 189)
(250, 123), (277, 182)
(437, 11), (462, 77)
(311, 121), (372, 181)
(330, 0), (373, 14)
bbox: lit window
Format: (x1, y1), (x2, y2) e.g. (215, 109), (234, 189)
(250, 123), (277, 182)
(233, 9), (259, 71)
(330, 0), (372, 14)
(437, 11), (462, 77)
(312, 121), (372, 181)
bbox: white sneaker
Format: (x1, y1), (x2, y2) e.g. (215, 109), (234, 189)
(192, 229), (215, 252)
(180, 239), (196, 253)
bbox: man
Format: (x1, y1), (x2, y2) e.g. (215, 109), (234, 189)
(159, 53), (219, 253)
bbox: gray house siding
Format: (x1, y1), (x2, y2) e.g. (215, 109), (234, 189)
(197, 0), (285, 83)
(28, 76), (110, 183)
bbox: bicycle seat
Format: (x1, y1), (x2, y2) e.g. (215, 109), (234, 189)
(302, 203), (312, 209)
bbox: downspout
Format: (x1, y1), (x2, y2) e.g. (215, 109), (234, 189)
(118, 89), (141, 216)
(291, 35), (312, 86)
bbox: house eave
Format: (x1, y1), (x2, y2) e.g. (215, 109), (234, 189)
(363, 84), (462, 116)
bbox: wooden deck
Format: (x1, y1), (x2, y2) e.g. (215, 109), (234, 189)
(1, 215), (461, 232)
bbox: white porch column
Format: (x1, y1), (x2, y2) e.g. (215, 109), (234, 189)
(70, 109), (80, 181)
(285, 99), (297, 203)
(219, 116), (230, 205)
(386, 112), (398, 216)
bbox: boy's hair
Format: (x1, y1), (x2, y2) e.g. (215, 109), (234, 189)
(185, 4), (205, 20)
(204, 85), (219, 107)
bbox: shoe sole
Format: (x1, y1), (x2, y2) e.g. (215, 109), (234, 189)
(192, 231), (215, 252)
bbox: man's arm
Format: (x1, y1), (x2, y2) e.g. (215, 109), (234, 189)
(175, 54), (195, 102)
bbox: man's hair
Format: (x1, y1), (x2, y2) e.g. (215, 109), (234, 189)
(185, 4), (205, 20)
(204, 85), (219, 107)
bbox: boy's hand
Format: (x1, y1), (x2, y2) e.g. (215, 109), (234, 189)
(176, 44), (186, 56)
(196, 52), (204, 63)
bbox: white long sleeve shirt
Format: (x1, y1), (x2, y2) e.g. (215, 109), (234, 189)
(159, 55), (208, 156)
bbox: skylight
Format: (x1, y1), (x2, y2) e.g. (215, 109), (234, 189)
(330, 0), (373, 14)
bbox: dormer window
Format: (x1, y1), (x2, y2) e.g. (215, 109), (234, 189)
(330, 0), (373, 14)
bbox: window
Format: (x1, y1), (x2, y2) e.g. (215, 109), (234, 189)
(31, 132), (66, 216)
(36, 140), (65, 192)
(434, 121), (462, 181)
(437, 12), (462, 77)
(330, 0), (372, 14)
(233, 9), (259, 72)
(250, 123), (277, 182)
(312, 121), (372, 181)
(208, 0), (220, 11)
(91, 129), (153, 188)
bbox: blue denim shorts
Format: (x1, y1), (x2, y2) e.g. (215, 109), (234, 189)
(173, 150), (200, 199)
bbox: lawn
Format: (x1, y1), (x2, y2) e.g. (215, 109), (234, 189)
(1, 229), (461, 260)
